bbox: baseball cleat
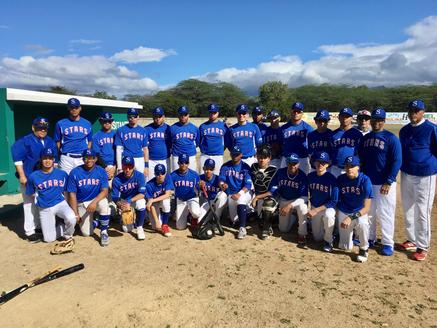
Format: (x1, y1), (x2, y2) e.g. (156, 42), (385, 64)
(356, 249), (369, 263)
(162, 224), (172, 237)
(237, 227), (247, 239)
(396, 240), (416, 252)
(412, 249), (428, 261)
(323, 241), (333, 253)
(100, 231), (109, 247)
(27, 233), (42, 244)
(122, 224), (134, 233)
(381, 245), (393, 256)
(136, 227), (145, 240)
(297, 234), (306, 246)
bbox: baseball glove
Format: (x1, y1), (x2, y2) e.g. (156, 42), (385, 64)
(50, 238), (75, 255)
(121, 208), (135, 226)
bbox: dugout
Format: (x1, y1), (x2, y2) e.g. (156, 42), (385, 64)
(0, 88), (143, 195)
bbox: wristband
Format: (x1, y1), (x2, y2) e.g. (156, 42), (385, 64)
(350, 212), (361, 220)
(144, 162), (149, 168)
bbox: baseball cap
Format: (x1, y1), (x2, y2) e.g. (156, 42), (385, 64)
(67, 98), (80, 108)
(408, 99), (425, 111)
(152, 107), (165, 116)
(371, 108), (386, 120)
(291, 102), (304, 111)
(154, 164), (166, 176)
(99, 112), (113, 121)
(178, 106), (189, 115)
(122, 156), (135, 166)
(314, 109), (330, 121)
(313, 151), (330, 163)
(178, 154), (190, 164)
(344, 155), (360, 167)
(230, 145), (242, 156)
(40, 147), (55, 158)
(203, 158), (216, 169)
(287, 153), (300, 164)
(357, 110), (371, 119)
(252, 106), (263, 114)
(32, 116), (49, 128)
(235, 104), (248, 114)
(82, 149), (97, 157)
(127, 108), (139, 117)
(268, 109), (281, 119)
(339, 107), (353, 116)
(208, 104), (220, 113)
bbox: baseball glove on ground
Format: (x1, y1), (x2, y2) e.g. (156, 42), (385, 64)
(121, 208), (135, 226)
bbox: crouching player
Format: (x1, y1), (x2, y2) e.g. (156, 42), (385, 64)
(26, 148), (76, 248)
(219, 146), (253, 239)
(67, 149), (110, 246)
(112, 156), (147, 240)
(307, 152), (338, 252)
(146, 164), (174, 237)
(337, 156), (373, 262)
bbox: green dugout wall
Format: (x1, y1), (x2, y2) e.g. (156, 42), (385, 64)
(0, 88), (142, 195)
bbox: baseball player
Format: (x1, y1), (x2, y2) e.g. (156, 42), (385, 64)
(397, 100), (437, 261)
(331, 108), (363, 177)
(144, 106), (171, 181)
(337, 156), (373, 263)
(280, 102), (314, 174)
(25, 147), (76, 244)
(145, 164), (174, 237)
(267, 153), (309, 245)
(218, 146), (253, 239)
(356, 110), (372, 135)
(357, 108), (402, 256)
(111, 156), (147, 240)
(11, 117), (57, 243)
(199, 104), (228, 175)
(114, 108), (149, 178)
(170, 154), (202, 230)
(225, 104), (263, 167)
(54, 98), (92, 174)
(307, 152), (338, 252)
(307, 109), (333, 170)
(170, 106), (199, 172)
(263, 109), (283, 168)
(92, 112), (116, 180)
(67, 149), (110, 246)
(252, 106), (268, 139)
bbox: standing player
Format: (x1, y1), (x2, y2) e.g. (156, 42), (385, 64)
(337, 156), (373, 262)
(263, 109), (282, 168)
(307, 152), (338, 252)
(11, 117), (57, 242)
(145, 164), (174, 237)
(280, 102), (314, 174)
(112, 156), (147, 240)
(357, 108), (402, 256)
(307, 109), (333, 170)
(252, 106), (268, 139)
(397, 100), (436, 261)
(144, 107), (172, 181)
(170, 106), (199, 172)
(114, 108), (149, 178)
(54, 98), (92, 174)
(199, 104), (228, 175)
(170, 154), (202, 230)
(226, 104), (263, 167)
(219, 146), (253, 239)
(92, 112), (116, 180)
(67, 149), (110, 246)
(356, 110), (372, 135)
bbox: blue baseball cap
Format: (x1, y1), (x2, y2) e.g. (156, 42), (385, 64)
(32, 116), (49, 128)
(371, 108), (386, 120)
(203, 158), (216, 169)
(99, 112), (113, 120)
(268, 109), (281, 118)
(154, 164), (166, 176)
(178, 154), (190, 164)
(122, 156), (135, 166)
(344, 155), (360, 167)
(235, 104), (248, 114)
(40, 147), (55, 158)
(230, 145), (242, 156)
(208, 104), (220, 113)
(178, 106), (189, 115)
(314, 151), (330, 163)
(408, 99), (425, 111)
(153, 107), (165, 116)
(286, 153), (300, 164)
(82, 149), (97, 157)
(252, 106), (263, 114)
(291, 102), (304, 111)
(127, 108), (139, 116)
(339, 107), (353, 116)
(314, 109), (330, 121)
(67, 98), (80, 108)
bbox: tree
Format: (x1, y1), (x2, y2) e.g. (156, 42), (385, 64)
(43, 86), (77, 95)
(88, 91), (117, 100)
(259, 81), (289, 112)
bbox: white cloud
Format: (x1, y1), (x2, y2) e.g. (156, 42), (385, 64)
(69, 39), (102, 45)
(110, 46), (177, 63)
(24, 44), (54, 55)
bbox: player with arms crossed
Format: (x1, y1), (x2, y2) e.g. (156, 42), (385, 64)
(263, 109), (283, 168)
(307, 109), (333, 171)
(92, 112), (116, 180)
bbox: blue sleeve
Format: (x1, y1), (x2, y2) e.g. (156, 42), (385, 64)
(25, 175), (35, 195)
(165, 125), (172, 151)
(326, 182), (339, 209)
(92, 135), (100, 154)
(165, 175), (175, 190)
(101, 169), (109, 189)
(142, 128), (149, 148)
(243, 170), (253, 190)
(387, 135), (402, 184)
(87, 123), (93, 141)
(364, 178), (373, 199)
(218, 165), (226, 184)
(432, 124), (437, 157)
(145, 183), (153, 199)
(54, 122), (61, 142)
(111, 178), (121, 201)
(224, 128), (233, 150)
(195, 126), (200, 147)
(268, 172), (279, 195)
(66, 173), (77, 193)
(11, 138), (26, 162)
(299, 175), (308, 198)
(114, 128), (122, 146)
(47, 138), (59, 162)
(138, 174), (146, 195)
(254, 125), (263, 146)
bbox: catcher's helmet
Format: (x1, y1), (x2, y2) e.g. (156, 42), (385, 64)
(256, 144), (272, 158)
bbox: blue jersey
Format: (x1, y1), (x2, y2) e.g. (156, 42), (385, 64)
(280, 121), (314, 158)
(307, 171), (338, 208)
(255, 122), (269, 139)
(358, 130), (402, 185)
(226, 122), (263, 158)
(26, 168), (68, 208)
(218, 160), (252, 195)
(11, 133), (58, 178)
(145, 174), (174, 199)
(54, 117), (92, 154)
(307, 129), (333, 159)
(263, 126), (282, 159)
(269, 168), (308, 200)
(170, 122), (199, 157)
(337, 172), (373, 214)
(199, 120), (227, 155)
(331, 127), (362, 168)
(171, 169), (200, 201)
(399, 120), (437, 176)
(200, 173), (221, 200)
(92, 130), (116, 166)
(144, 122), (171, 160)
(111, 170), (146, 202)
(67, 165), (109, 202)
(114, 124), (148, 158)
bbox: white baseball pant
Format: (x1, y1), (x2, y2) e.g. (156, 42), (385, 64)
(38, 200), (76, 242)
(309, 207), (336, 243)
(59, 155), (84, 175)
(77, 198), (110, 237)
(134, 157), (145, 175)
(200, 154), (223, 175)
(242, 156), (257, 167)
(280, 157), (310, 174)
(199, 191), (228, 221)
(278, 198), (308, 234)
(148, 158), (171, 181)
(401, 172), (436, 250)
(20, 184), (39, 236)
(227, 191), (252, 224)
(337, 210), (370, 251)
(172, 155), (198, 172)
(149, 198), (171, 230)
(176, 197), (201, 230)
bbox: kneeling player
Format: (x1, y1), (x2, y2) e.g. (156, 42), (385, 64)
(307, 152), (338, 252)
(67, 149), (110, 246)
(112, 156), (147, 240)
(337, 156), (373, 262)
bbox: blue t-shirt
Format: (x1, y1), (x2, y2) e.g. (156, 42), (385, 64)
(171, 168), (200, 201)
(199, 120), (228, 156)
(269, 168), (308, 200)
(144, 122), (171, 160)
(145, 174), (174, 199)
(92, 130), (116, 166)
(26, 168), (68, 208)
(170, 122), (199, 157)
(111, 170), (146, 202)
(67, 165), (109, 202)
(331, 127), (362, 168)
(280, 121), (314, 158)
(218, 160), (253, 195)
(54, 117), (92, 154)
(337, 172), (373, 213)
(114, 124), (148, 158)
(307, 171), (338, 208)
(200, 173), (221, 200)
(226, 122), (263, 158)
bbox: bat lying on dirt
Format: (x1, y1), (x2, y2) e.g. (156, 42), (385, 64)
(0, 263), (85, 305)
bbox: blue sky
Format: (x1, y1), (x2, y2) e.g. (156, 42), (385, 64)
(1, 0), (437, 96)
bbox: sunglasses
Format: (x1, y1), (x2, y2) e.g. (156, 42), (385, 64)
(128, 115), (139, 119)
(122, 164), (135, 169)
(153, 115), (163, 118)
(178, 161), (189, 165)
(101, 120), (113, 123)
(179, 113), (189, 117)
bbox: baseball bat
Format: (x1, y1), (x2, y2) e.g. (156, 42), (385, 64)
(0, 263), (84, 305)
(201, 184), (224, 236)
